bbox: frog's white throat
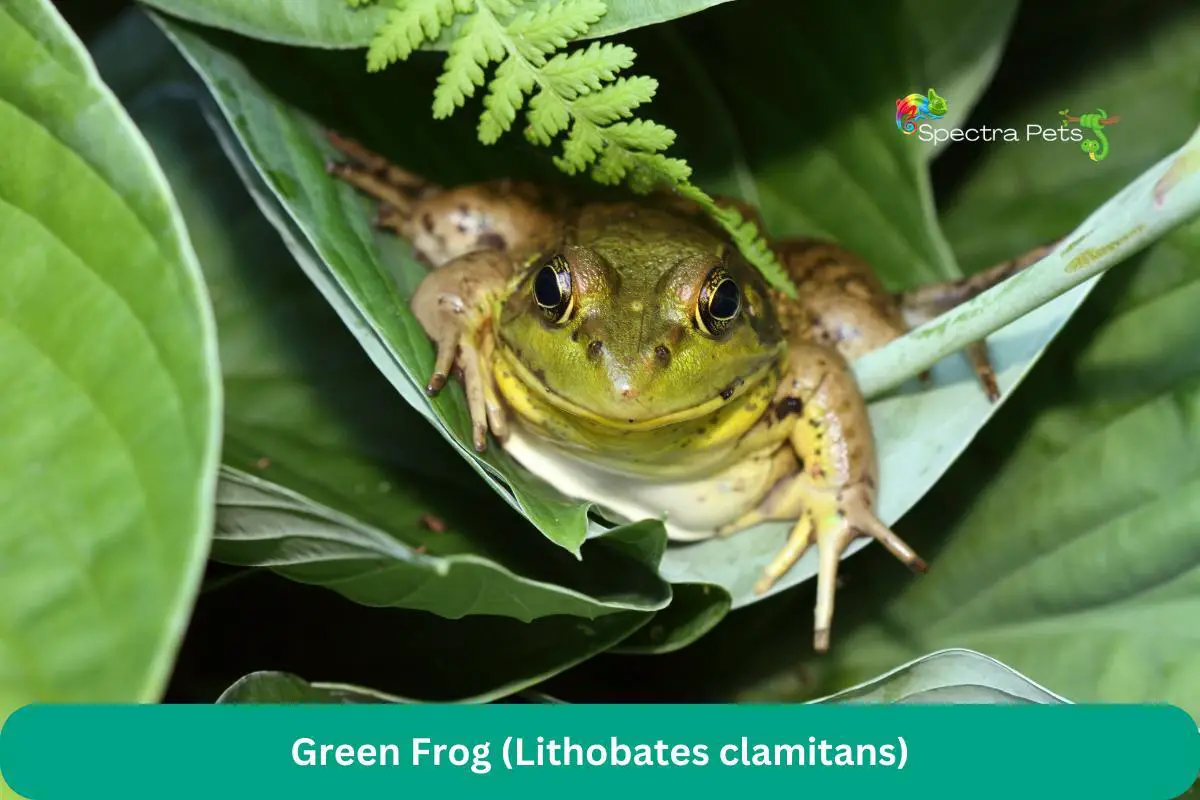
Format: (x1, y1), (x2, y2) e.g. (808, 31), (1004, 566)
(498, 422), (778, 542)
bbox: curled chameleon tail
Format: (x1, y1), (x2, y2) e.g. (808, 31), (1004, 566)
(895, 88), (947, 135)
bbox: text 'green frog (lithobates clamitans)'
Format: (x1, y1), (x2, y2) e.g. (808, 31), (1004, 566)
(326, 132), (1052, 651)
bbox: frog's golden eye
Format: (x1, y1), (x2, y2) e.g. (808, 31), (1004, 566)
(695, 268), (741, 337)
(533, 255), (574, 324)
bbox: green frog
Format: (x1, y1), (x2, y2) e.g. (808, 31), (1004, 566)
(325, 132), (1052, 651)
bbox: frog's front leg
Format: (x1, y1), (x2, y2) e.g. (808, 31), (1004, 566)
(736, 341), (927, 652)
(411, 249), (514, 452)
(324, 132), (557, 451)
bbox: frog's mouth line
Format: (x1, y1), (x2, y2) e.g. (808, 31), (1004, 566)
(495, 344), (778, 432)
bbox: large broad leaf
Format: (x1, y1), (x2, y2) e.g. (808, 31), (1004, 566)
(149, 0), (1071, 649)
(819, 216), (1200, 719)
(216, 671), (410, 703)
(212, 647), (1069, 705)
(815, 0), (1200, 717)
(0, 0), (220, 724)
(137, 0), (739, 49)
(94, 8), (670, 700)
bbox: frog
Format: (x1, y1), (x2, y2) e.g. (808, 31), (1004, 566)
(324, 131), (1055, 651)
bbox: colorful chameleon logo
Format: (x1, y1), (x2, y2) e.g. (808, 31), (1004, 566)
(1059, 108), (1120, 162)
(895, 89), (948, 135)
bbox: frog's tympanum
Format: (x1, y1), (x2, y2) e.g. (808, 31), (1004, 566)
(326, 132), (1052, 651)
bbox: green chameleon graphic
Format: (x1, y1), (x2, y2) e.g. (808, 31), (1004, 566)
(1059, 108), (1119, 162)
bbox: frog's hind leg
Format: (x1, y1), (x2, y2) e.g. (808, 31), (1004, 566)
(325, 130), (566, 268)
(745, 341), (927, 652)
(896, 240), (1060, 400)
(324, 131), (442, 230)
(771, 237), (911, 361)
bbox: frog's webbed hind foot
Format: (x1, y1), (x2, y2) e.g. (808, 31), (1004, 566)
(324, 130), (441, 230)
(897, 240), (1060, 402)
(754, 482), (926, 652)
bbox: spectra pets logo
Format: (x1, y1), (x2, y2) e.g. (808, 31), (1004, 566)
(895, 88), (1118, 162)
(895, 88), (948, 134)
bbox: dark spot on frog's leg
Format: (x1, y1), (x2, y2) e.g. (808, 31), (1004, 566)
(422, 212), (434, 233)
(774, 396), (803, 421)
(654, 344), (671, 367)
(587, 340), (604, 360)
(477, 231), (507, 251)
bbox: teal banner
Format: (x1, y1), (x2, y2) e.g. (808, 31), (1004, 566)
(1, 703), (1197, 798)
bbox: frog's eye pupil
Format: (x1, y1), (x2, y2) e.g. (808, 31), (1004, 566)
(533, 256), (574, 323)
(710, 279), (740, 320)
(534, 265), (561, 307)
(696, 269), (741, 336)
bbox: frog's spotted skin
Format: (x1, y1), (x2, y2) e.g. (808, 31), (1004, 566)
(326, 132), (1050, 651)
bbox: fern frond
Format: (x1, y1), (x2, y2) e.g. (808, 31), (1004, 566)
(602, 119), (676, 153)
(354, 0), (799, 297)
(505, 0), (606, 61)
(367, 0), (463, 72)
(540, 41), (635, 98)
(479, 57), (536, 143)
(570, 76), (657, 125)
(432, 13), (508, 117)
(525, 87), (572, 145)
(553, 122), (606, 173)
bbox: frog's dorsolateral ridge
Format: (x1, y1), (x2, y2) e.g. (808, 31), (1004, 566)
(326, 131), (1054, 651)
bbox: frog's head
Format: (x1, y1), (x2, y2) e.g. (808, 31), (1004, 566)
(496, 207), (785, 427)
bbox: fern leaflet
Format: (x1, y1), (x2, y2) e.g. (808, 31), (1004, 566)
(350, 0), (798, 297)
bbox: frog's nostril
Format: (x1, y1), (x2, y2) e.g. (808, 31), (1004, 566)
(587, 340), (604, 360)
(654, 345), (671, 367)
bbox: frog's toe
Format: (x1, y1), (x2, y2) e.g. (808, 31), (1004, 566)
(426, 336), (458, 396)
(964, 341), (1001, 401)
(755, 484), (926, 652)
(457, 341), (496, 453)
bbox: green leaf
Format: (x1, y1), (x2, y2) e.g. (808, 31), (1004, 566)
(0, 0), (220, 719)
(609, 583), (732, 654)
(811, 648), (1068, 705)
(174, 564), (655, 701)
(809, 3), (1200, 715)
(95, 23), (663, 700)
(667, 0), (1200, 712)
(819, 218), (1200, 718)
(225, 648), (1068, 705)
(137, 0), (738, 49)
(217, 671), (410, 703)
